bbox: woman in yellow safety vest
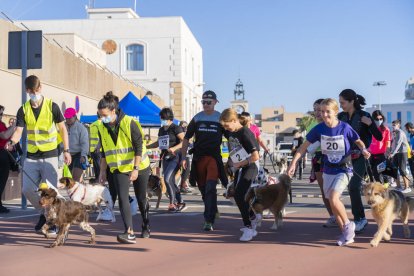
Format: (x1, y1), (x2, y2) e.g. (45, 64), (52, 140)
(97, 91), (151, 244)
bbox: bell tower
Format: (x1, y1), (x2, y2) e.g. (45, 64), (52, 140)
(230, 79), (249, 113)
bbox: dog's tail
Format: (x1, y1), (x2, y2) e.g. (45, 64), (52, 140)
(278, 174), (291, 190)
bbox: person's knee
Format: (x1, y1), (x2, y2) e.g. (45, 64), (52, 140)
(205, 180), (217, 194)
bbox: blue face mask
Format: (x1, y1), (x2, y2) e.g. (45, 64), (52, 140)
(161, 120), (168, 127)
(29, 93), (42, 102)
(101, 115), (112, 124)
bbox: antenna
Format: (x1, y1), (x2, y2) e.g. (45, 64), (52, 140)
(134, 0), (137, 12)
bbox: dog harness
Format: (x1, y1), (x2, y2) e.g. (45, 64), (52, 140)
(69, 183), (87, 202)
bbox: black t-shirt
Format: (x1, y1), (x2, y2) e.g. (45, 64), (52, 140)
(16, 100), (65, 159)
(158, 123), (183, 156)
(185, 111), (223, 158)
(292, 137), (304, 153)
(224, 126), (259, 158)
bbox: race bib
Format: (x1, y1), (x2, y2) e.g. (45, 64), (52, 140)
(158, 135), (170, 150)
(230, 145), (250, 164)
(293, 140), (298, 147)
(377, 161), (386, 173)
(321, 135), (345, 163)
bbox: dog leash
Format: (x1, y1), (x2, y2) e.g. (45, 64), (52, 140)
(6, 150), (40, 189)
(267, 153), (278, 174)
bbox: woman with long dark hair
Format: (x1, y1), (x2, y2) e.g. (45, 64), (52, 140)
(338, 89), (382, 234)
(98, 91), (151, 243)
(368, 110), (391, 184)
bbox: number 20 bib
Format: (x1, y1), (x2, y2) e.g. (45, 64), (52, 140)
(230, 145), (249, 163)
(321, 135), (345, 163)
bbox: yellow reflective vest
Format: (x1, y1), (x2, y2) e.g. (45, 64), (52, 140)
(98, 115), (149, 173)
(89, 120), (101, 153)
(23, 98), (58, 153)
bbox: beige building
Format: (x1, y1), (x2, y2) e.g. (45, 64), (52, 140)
(0, 18), (163, 201)
(255, 106), (305, 143)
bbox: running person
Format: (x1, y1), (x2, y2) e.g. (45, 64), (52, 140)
(97, 91), (151, 243)
(288, 98), (370, 246)
(221, 108), (260, 242)
(180, 90), (228, 231)
(368, 110), (391, 185)
(147, 107), (186, 212)
(307, 98), (336, 227)
(338, 89), (382, 233)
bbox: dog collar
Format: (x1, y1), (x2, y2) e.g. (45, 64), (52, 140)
(69, 183), (80, 199)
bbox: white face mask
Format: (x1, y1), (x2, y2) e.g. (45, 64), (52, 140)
(101, 115), (112, 124)
(374, 120), (383, 127)
(29, 93), (42, 102)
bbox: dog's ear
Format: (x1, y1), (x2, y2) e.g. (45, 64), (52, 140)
(362, 183), (371, 195)
(48, 188), (58, 198)
(59, 177), (66, 185)
(244, 187), (254, 202)
(263, 168), (269, 174)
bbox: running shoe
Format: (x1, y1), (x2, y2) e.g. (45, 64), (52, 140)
(354, 218), (368, 234)
(0, 205), (10, 213)
(176, 202), (187, 212)
(203, 222), (213, 231)
(240, 227), (257, 242)
(180, 187), (193, 194)
(337, 222), (355, 246)
(401, 187), (412, 194)
(117, 233), (136, 244)
(168, 204), (178, 212)
(323, 216), (338, 228)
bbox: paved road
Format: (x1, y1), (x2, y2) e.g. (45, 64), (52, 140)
(1, 166), (413, 276)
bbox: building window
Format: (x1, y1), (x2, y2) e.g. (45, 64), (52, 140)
(407, 111), (412, 123)
(397, 111), (402, 121)
(275, 125), (280, 130)
(274, 111), (279, 115)
(387, 112), (392, 124)
(126, 44), (144, 71)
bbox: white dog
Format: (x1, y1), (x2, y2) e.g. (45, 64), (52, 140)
(58, 177), (116, 222)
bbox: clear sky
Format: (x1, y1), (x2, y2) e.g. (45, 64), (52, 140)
(1, 0), (413, 115)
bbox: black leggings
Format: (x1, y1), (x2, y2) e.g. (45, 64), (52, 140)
(369, 153), (388, 183)
(234, 164), (258, 226)
(162, 155), (183, 204)
(111, 167), (150, 232)
(393, 153), (408, 178)
(0, 150), (10, 206)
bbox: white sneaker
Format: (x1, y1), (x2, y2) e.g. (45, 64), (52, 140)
(98, 208), (113, 221)
(251, 214), (262, 230)
(130, 197), (138, 216)
(390, 182), (397, 188)
(240, 227), (257, 242)
(337, 222), (355, 246)
(323, 216), (338, 228)
(401, 187), (412, 194)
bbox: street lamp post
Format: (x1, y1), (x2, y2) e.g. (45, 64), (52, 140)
(373, 81), (387, 110)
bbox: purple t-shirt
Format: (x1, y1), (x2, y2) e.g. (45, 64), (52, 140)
(306, 121), (360, 175)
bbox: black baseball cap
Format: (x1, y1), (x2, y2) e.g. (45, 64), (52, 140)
(202, 90), (217, 100)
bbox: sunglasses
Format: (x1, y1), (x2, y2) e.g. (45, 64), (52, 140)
(201, 100), (213, 105)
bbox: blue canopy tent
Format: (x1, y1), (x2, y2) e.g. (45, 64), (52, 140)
(80, 91), (162, 127)
(141, 95), (161, 114)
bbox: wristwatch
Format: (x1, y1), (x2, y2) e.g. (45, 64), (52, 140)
(63, 149), (70, 153)
(133, 165), (139, 171)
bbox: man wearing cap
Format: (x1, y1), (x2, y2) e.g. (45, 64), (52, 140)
(181, 90), (228, 231)
(64, 107), (89, 182)
(5, 75), (71, 235)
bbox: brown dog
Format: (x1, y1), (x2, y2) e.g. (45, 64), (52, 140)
(364, 182), (414, 247)
(245, 174), (291, 230)
(147, 174), (167, 209)
(39, 188), (96, 248)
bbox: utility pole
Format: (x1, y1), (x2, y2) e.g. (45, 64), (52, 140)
(373, 81), (387, 110)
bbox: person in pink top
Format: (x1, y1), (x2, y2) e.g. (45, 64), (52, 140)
(368, 110), (391, 184)
(239, 112), (269, 154)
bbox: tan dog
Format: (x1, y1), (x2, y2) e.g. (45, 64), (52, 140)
(147, 174), (167, 209)
(245, 174), (291, 230)
(364, 182), (414, 247)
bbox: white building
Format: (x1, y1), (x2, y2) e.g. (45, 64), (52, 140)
(366, 77), (414, 127)
(19, 8), (204, 121)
